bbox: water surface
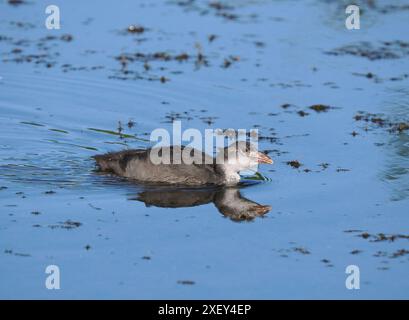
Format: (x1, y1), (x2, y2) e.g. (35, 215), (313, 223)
(1, 0), (409, 299)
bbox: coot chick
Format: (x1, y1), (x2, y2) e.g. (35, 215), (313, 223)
(93, 141), (273, 186)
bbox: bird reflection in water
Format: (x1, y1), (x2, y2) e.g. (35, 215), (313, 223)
(129, 186), (271, 222)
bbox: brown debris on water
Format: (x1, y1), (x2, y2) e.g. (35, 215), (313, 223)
(174, 53), (189, 62)
(293, 247), (310, 255)
(287, 160), (302, 169)
(208, 34), (217, 43)
(356, 231), (409, 242)
(127, 119), (135, 128)
(354, 111), (409, 134)
(319, 163), (329, 170)
(391, 249), (409, 258)
(194, 43), (209, 68)
(222, 59), (232, 68)
(8, 0), (26, 6)
(326, 41), (409, 60)
(173, 0), (254, 22)
(221, 55), (239, 68)
(48, 220), (82, 230)
(353, 71), (408, 83)
(344, 229), (364, 233)
(281, 103), (292, 109)
(160, 76), (169, 83)
(60, 34), (73, 42)
(113, 47), (211, 80)
(1, 33), (76, 69)
(209, 1), (231, 11)
(4, 249), (31, 257)
(321, 259), (333, 267)
(309, 104), (331, 113)
(200, 116), (217, 126)
(297, 110), (309, 117)
(127, 25), (145, 34)
(177, 280), (195, 285)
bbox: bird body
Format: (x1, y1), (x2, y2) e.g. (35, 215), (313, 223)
(93, 142), (272, 186)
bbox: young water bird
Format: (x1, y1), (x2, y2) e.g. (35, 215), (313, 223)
(93, 141), (273, 186)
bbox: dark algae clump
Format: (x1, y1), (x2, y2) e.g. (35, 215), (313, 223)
(326, 41), (409, 60)
(286, 160), (302, 169)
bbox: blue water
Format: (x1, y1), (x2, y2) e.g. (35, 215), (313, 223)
(0, 0), (409, 299)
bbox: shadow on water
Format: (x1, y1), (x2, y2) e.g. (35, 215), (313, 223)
(129, 184), (271, 222)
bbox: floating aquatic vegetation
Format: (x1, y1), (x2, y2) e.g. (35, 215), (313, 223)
(20, 121), (44, 127)
(326, 41), (409, 60)
(354, 112), (409, 134)
(286, 160), (302, 169)
(87, 127), (149, 141)
(309, 104), (331, 112)
(48, 220), (82, 230)
(45, 139), (98, 151)
(49, 128), (69, 134)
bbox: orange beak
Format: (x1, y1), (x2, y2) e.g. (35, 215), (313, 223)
(253, 204), (272, 215)
(256, 152), (273, 164)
